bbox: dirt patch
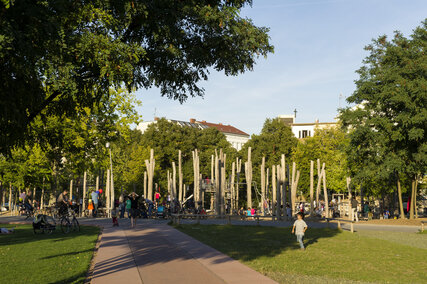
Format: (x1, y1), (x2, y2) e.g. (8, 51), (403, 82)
(362, 218), (427, 226)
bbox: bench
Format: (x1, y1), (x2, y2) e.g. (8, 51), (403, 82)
(326, 218), (355, 233)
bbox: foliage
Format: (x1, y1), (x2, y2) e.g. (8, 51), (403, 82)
(0, 0), (273, 152)
(340, 20), (427, 195)
(177, 224), (427, 283)
(123, 118), (237, 195)
(293, 126), (349, 195)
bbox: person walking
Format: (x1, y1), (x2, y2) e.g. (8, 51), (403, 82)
(292, 212), (308, 250)
(351, 196), (359, 222)
(128, 192), (140, 228)
(91, 190), (99, 217)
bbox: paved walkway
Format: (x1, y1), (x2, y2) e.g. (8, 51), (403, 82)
(89, 220), (277, 284)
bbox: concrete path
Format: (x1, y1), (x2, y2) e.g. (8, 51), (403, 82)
(90, 220), (277, 284)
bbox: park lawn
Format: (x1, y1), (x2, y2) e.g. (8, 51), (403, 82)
(176, 224), (427, 284)
(0, 224), (100, 284)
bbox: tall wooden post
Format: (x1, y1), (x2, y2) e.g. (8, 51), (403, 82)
(272, 166), (276, 217)
(266, 168), (269, 212)
(172, 161), (177, 201)
(106, 169), (110, 217)
(310, 161), (314, 216)
(414, 177), (419, 219)
(261, 157), (265, 215)
(95, 176), (99, 191)
(40, 177), (45, 210)
(144, 171), (147, 198)
(221, 153), (226, 215)
(178, 150), (183, 203)
(276, 165), (281, 218)
(245, 147), (253, 209)
(145, 149), (155, 201)
(347, 176), (352, 220)
(69, 179), (73, 202)
(231, 161), (236, 214)
(316, 159), (322, 207)
(9, 183), (12, 213)
(322, 164), (329, 218)
(236, 157), (241, 210)
(82, 171), (87, 217)
(281, 155), (286, 219)
(192, 149), (200, 208)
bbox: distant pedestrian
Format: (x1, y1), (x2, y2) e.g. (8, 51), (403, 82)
(125, 197), (131, 218)
(286, 204), (292, 219)
(351, 197), (359, 222)
(128, 192), (140, 228)
(88, 199), (94, 217)
(292, 212), (308, 250)
(111, 206), (119, 227)
(91, 191), (99, 217)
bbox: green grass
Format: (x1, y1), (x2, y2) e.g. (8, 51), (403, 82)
(0, 224), (100, 284)
(176, 224), (427, 283)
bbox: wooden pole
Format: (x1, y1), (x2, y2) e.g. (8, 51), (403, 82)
(236, 157), (241, 210)
(145, 149), (155, 201)
(231, 161), (235, 214)
(266, 168), (269, 211)
(281, 155), (286, 219)
(347, 176), (352, 220)
(316, 159), (321, 206)
(82, 171), (87, 217)
(397, 174), (405, 219)
(96, 176), (99, 192)
(69, 179), (73, 202)
(291, 162), (296, 216)
(245, 147), (252, 209)
(144, 171), (147, 198)
(9, 183), (12, 213)
(410, 179), (415, 219)
(322, 164), (329, 218)
(178, 150), (183, 203)
(415, 177), (418, 219)
(310, 160), (314, 216)
(272, 166), (276, 217)
(276, 165), (281, 218)
(261, 157), (266, 215)
(172, 161), (177, 201)
(106, 169), (110, 217)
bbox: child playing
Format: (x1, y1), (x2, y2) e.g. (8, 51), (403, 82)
(88, 199), (94, 217)
(292, 212), (308, 250)
(111, 207), (119, 227)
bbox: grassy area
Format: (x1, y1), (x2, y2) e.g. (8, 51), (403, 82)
(0, 224), (99, 284)
(176, 224), (427, 283)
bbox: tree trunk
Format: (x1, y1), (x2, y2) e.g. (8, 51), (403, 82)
(396, 174), (405, 219)
(9, 183), (12, 213)
(69, 179), (73, 202)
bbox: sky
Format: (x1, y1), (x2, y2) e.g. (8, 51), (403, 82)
(135, 0), (427, 135)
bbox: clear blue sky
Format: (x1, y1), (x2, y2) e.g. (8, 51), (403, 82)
(135, 0), (426, 135)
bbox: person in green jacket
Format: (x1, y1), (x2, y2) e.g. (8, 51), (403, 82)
(125, 197), (131, 219)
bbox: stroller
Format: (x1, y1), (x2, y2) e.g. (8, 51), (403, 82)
(33, 214), (56, 234)
(156, 206), (165, 218)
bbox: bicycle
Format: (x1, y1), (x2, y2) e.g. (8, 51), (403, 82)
(58, 206), (80, 234)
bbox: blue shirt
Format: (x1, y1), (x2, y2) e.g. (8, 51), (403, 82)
(91, 192), (99, 204)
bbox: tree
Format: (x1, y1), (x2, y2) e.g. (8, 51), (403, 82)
(0, 0), (273, 152)
(293, 126), (348, 196)
(340, 20), (427, 218)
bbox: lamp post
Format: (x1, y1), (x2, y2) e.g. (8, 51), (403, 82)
(106, 142), (114, 217)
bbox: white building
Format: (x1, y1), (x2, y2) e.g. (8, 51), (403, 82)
(136, 118), (250, 151)
(278, 115), (337, 139)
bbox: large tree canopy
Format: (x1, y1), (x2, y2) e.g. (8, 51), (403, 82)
(0, 0), (273, 152)
(340, 20), (426, 216)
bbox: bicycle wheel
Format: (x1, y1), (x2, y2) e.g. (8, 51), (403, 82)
(60, 218), (71, 234)
(71, 217), (80, 232)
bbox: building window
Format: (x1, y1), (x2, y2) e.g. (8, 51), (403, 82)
(302, 130), (308, 138)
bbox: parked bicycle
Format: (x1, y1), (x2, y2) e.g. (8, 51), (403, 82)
(58, 205), (80, 234)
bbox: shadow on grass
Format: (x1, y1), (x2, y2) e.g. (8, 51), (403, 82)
(0, 224), (99, 247)
(176, 224), (341, 262)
